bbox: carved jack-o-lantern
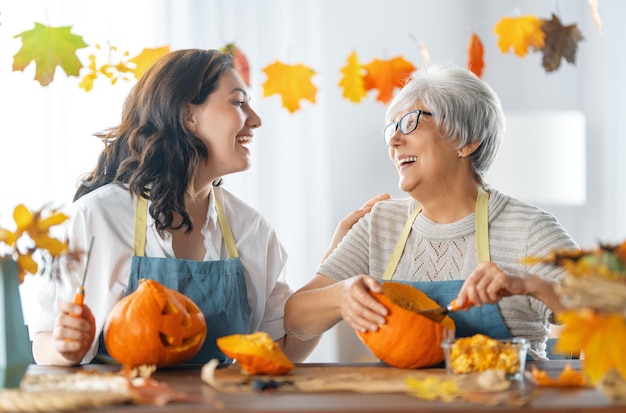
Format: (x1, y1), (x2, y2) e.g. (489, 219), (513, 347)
(358, 282), (456, 369)
(104, 278), (207, 368)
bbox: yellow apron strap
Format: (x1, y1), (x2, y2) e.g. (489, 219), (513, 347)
(133, 196), (148, 257)
(382, 205), (422, 281)
(475, 187), (490, 263)
(213, 186), (239, 259)
(382, 188), (490, 281)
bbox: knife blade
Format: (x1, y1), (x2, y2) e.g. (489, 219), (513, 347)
(417, 298), (474, 323)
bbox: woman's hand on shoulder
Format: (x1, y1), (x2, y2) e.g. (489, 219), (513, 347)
(339, 275), (388, 334)
(322, 193), (391, 262)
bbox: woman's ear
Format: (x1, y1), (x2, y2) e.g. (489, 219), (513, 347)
(461, 140), (481, 157)
(183, 104), (197, 133)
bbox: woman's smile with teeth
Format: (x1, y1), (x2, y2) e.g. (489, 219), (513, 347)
(397, 156), (417, 167)
(236, 136), (252, 145)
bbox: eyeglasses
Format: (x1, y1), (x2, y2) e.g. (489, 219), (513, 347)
(383, 110), (433, 145)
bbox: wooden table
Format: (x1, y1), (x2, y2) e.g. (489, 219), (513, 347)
(20, 360), (622, 412)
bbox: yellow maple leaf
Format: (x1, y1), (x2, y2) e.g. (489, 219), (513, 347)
(78, 44), (135, 92)
(12, 22), (88, 86)
(129, 46), (170, 80)
(338, 51), (366, 103)
(363, 56), (415, 104)
(262, 61), (317, 113)
(556, 309), (626, 384)
(494, 15), (546, 58)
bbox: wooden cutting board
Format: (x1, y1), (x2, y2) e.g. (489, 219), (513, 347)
(203, 360), (464, 394)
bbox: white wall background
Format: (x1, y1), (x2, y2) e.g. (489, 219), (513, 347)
(2, 0), (625, 362)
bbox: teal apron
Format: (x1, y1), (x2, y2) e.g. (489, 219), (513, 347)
(98, 186), (251, 364)
(381, 188), (512, 339)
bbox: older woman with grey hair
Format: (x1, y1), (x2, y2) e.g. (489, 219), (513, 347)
(284, 64), (578, 360)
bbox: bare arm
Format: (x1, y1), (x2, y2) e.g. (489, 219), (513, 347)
(275, 334), (321, 363)
(32, 301), (95, 366)
(284, 274), (388, 341)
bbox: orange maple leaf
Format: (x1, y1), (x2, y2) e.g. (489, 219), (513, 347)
(262, 61), (317, 113)
(556, 309), (626, 384)
(128, 46), (170, 80)
(338, 51), (366, 103)
(363, 56), (415, 104)
(530, 363), (589, 387)
(540, 14), (584, 72)
(467, 32), (485, 78)
(494, 15), (546, 57)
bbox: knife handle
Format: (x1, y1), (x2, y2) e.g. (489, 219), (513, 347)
(449, 298), (474, 312)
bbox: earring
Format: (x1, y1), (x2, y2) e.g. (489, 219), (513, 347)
(457, 151), (463, 158)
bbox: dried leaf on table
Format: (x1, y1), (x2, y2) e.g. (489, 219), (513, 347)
(12, 22), (88, 86)
(529, 363), (590, 387)
(467, 32), (485, 78)
(338, 51), (367, 103)
(262, 61), (317, 113)
(494, 15), (545, 58)
(363, 56), (416, 104)
(540, 14), (584, 72)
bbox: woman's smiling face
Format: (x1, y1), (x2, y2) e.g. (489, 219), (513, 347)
(387, 106), (461, 196)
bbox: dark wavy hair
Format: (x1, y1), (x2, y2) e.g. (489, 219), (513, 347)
(74, 49), (234, 234)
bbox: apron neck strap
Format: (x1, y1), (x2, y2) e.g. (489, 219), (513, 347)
(132, 187), (240, 259)
(213, 186), (239, 259)
(382, 187), (490, 281)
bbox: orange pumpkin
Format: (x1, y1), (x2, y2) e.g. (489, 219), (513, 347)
(358, 282), (455, 369)
(104, 278), (207, 368)
(217, 332), (294, 375)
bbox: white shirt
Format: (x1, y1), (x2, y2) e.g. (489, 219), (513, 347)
(25, 183), (291, 364)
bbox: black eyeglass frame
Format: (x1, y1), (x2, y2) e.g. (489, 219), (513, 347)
(383, 110), (433, 145)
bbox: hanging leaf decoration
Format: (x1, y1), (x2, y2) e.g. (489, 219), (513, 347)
(221, 43), (251, 86)
(262, 61), (317, 113)
(338, 51), (367, 103)
(467, 32), (485, 78)
(128, 46), (170, 80)
(588, 0), (603, 36)
(363, 56), (416, 104)
(78, 44), (133, 92)
(540, 14), (584, 72)
(12, 22), (88, 86)
(494, 15), (546, 57)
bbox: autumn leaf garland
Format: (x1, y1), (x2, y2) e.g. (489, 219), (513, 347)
(10, 9), (590, 113)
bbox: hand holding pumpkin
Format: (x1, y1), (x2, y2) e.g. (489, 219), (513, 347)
(52, 300), (96, 364)
(338, 274), (388, 334)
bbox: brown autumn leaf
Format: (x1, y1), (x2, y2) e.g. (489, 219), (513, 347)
(363, 56), (416, 104)
(467, 32), (485, 78)
(540, 14), (584, 72)
(338, 51), (366, 103)
(262, 61), (317, 113)
(494, 15), (545, 58)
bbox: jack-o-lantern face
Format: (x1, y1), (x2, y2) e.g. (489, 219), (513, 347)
(358, 282), (455, 369)
(104, 278), (207, 368)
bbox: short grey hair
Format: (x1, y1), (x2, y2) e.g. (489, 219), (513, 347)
(385, 64), (505, 182)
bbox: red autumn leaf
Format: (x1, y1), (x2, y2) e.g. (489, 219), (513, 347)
(363, 56), (416, 104)
(467, 32), (485, 78)
(540, 14), (584, 72)
(221, 43), (250, 86)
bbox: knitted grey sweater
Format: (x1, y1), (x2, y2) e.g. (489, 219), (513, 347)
(318, 189), (578, 359)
